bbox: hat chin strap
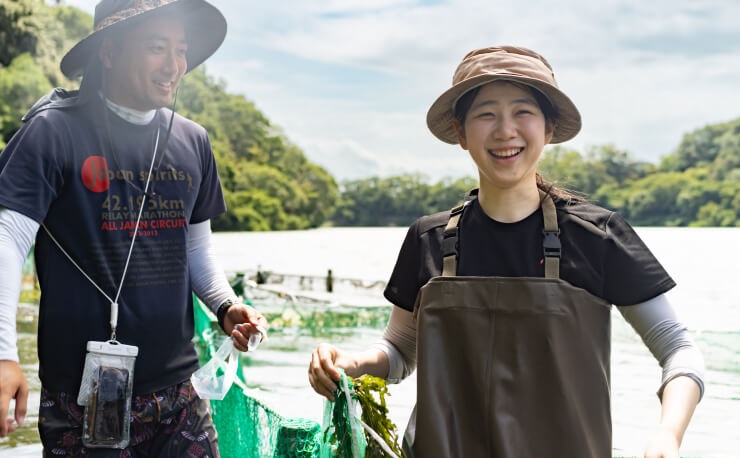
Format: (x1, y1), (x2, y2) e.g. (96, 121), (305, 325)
(78, 59), (104, 102)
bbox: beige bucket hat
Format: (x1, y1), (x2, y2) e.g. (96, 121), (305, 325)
(60, 0), (227, 79)
(426, 46), (581, 144)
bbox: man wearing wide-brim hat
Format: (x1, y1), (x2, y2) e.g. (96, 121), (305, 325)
(0, 0), (268, 455)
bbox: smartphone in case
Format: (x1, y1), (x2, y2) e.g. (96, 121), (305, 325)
(88, 366), (129, 445)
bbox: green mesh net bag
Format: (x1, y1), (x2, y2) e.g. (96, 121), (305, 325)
(193, 297), (404, 458)
(320, 370), (367, 458)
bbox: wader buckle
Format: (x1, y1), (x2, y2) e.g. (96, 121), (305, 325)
(543, 229), (562, 258)
(442, 204), (465, 258)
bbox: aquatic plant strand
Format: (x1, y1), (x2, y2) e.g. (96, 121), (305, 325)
(353, 375), (406, 458)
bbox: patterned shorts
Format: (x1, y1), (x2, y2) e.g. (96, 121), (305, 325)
(38, 379), (219, 457)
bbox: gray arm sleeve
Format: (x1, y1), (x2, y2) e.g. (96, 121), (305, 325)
(619, 293), (705, 401)
(0, 209), (39, 361)
(188, 220), (238, 314)
(369, 306), (417, 384)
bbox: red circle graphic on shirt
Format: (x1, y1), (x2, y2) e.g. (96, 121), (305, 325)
(81, 156), (111, 192)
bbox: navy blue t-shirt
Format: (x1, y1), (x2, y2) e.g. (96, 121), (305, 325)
(0, 99), (226, 394)
(384, 197), (676, 312)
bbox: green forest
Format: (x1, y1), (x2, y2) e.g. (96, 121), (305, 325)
(1, 0), (738, 229)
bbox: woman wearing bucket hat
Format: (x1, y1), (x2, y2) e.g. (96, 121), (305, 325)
(0, 0), (267, 455)
(309, 46), (704, 457)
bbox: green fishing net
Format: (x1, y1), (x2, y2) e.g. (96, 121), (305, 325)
(320, 370), (367, 458)
(193, 297), (405, 458)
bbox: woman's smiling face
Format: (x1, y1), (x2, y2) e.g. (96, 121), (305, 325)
(455, 81), (554, 192)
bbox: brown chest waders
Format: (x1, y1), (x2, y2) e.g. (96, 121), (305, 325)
(405, 192), (613, 458)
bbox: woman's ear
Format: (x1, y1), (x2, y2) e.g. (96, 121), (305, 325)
(453, 119), (468, 150)
(544, 119), (556, 144)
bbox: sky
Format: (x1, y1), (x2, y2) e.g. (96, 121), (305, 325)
(62, 0), (740, 181)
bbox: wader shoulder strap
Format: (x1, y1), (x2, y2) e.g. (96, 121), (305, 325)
(441, 189), (477, 277)
(440, 189), (561, 279)
(540, 191), (561, 279)
(441, 202), (465, 277)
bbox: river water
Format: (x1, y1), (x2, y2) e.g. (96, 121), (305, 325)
(2, 227), (738, 457)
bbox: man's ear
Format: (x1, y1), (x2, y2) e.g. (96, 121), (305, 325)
(99, 37), (115, 70)
(452, 119), (467, 150)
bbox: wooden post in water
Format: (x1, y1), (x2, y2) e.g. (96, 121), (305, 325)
(326, 269), (333, 293)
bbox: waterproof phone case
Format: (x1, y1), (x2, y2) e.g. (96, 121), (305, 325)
(88, 366), (128, 444)
(79, 340), (138, 449)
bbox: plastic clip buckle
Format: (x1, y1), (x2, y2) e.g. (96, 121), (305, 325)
(441, 231), (459, 258)
(543, 230), (562, 258)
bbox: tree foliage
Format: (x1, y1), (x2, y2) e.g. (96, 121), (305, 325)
(332, 174), (477, 226)
(175, 68), (339, 231)
(537, 138), (738, 227)
(0, 1), (736, 228)
(0, 0), (338, 230)
(0, 53), (51, 145)
(333, 129), (738, 228)
(0, 0), (75, 86)
(661, 119), (740, 175)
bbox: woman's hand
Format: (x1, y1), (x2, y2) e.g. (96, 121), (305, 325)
(643, 427), (680, 458)
(308, 343), (357, 401)
(643, 376), (701, 458)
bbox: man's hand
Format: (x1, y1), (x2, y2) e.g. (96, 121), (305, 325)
(0, 360), (28, 437)
(223, 303), (268, 352)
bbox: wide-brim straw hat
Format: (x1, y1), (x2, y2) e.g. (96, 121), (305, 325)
(60, 0), (227, 79)
(427, 46), (581, 144)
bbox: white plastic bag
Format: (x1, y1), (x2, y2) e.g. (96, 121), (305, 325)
(248, 325), (267, 351)
(191, 337), (239, 400)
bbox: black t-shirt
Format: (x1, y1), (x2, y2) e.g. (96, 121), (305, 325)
(384, 197), (675, 312)
(0, 99), (226, 394)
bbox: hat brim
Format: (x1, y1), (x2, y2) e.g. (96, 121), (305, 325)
(426, 73), (582, 145)
(60, 0), (227, 79)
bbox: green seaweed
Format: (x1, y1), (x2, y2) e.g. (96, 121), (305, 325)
(353, 375), (406, 458)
